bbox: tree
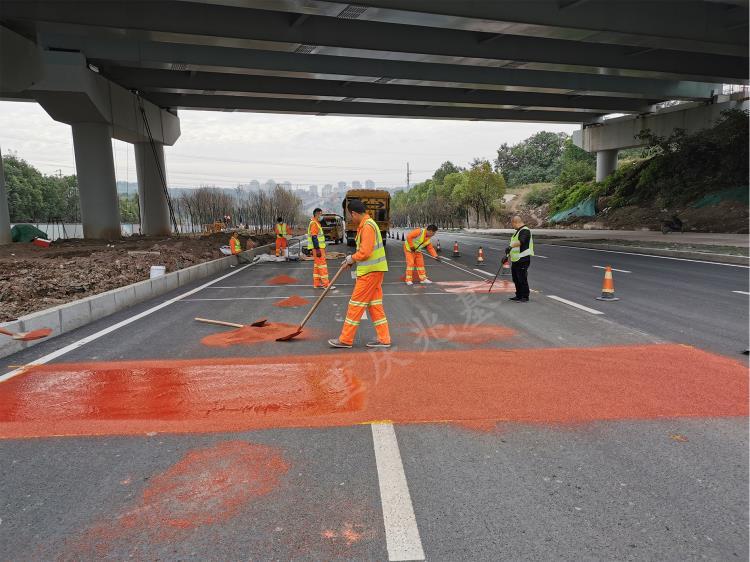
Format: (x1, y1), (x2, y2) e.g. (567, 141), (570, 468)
(465, 159), (506, 226)
(494, 131), (568, 186)
(432, 161), (463, 184)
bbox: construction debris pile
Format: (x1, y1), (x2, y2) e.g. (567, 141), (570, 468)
(0, 232), (273, 322)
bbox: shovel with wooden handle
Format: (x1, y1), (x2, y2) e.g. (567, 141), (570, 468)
(277, 261), (349, 342)
(194, 317), (268, 328)
(0, 326), (53, 341)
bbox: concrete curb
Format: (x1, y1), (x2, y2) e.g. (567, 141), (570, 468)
(0, 242), (275, 360)
(541, 239), (750, 265)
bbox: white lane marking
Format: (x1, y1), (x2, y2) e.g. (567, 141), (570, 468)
(371, 423), (425, 562)
(547, 295), (604, 315)
(547, 244), (749, 268)
(182, 292), (455, 301)
(592, 265), (631, 274)
(441, 257), (452, 261)
(732, 290), (750, 295)
(0, 264), (254, 383)
(428, 256), (486, 279)
(473, 268), (495, 277)
(210, 282), (407, 288)
(534, 254), (548, 259)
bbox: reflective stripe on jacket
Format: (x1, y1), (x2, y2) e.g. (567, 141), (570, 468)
(275, 223), (287, 238)
(510, 226), (534, 262)
(404, 228), (431, 253)
(307, 218), (326, 250)
(356, 217), (388, 276)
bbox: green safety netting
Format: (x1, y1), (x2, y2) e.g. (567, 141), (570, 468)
(691, 186), (749, 208)
(11, 224), (49, 243)
(548, 197), (597, 224)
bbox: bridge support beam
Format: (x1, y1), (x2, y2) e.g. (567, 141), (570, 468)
(0, 150), (11, 245)
(596, 149), (618, 182)
(135, 142), (171, 236)
(71, 122), (121, 240)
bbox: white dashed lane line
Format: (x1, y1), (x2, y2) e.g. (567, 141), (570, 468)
(592, 265), (632, 274)
(547, 295), (604, 315)
(732, 290), (750, 295)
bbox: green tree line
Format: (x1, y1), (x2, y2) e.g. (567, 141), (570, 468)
(3, 154), (140, 223)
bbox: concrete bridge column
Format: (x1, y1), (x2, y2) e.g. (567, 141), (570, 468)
(134, 142), (171, 236)
(71, 122), (121, 239)
(0, 149), (12, 244)
(596, 149), (618, 182)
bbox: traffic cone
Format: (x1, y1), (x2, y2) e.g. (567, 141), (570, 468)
(476, 246), (485, 265)
(436, 239), (441, 253)
(501, 257), (511, 276)
(596, 266), (619, 301)
(453, 241), (460, 257)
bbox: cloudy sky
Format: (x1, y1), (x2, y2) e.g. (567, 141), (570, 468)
(0, 100), (579, 189)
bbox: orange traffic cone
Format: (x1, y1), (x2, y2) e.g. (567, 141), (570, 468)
(453, 241), (460, 257)
(476, 246), (485, 265)
(501, 257), (511, 276)
(596, 266), (619, 301)
(436, 239), (441, 253)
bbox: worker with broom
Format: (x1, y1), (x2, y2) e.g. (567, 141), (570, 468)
(274, 217), (289, 257)
(506, 215), (534, 302)
(404, 224), (439, 285)
(328, 199), (391, 349)
(308, 208), (330, 289)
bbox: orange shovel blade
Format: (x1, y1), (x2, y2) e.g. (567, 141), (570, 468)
(13, 328), (53, 341)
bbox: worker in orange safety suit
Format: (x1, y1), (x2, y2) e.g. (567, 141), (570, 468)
(307, 208), (330, 288)
(328, 199), (390, 349)
(404, 224), (439, 285)
(274, 217), (289, 257)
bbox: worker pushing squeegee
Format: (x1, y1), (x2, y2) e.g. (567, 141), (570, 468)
(403, 224), (440, 285)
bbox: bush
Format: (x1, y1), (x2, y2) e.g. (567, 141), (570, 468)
(525, 184), (558, 206)
(549, 181), (606, 214)
(557, 160), (595, 190)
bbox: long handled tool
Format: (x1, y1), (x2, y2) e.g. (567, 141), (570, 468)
(277, 261), (349, 342)
(194, 317), (268, 328)
(487, 257), (508, 293)
(0, 326), (53, 341)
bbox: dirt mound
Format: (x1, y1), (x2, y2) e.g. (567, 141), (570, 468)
(0, 232), (274, 322)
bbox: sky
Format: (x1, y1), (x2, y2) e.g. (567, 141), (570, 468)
(0, 100), (580, 190)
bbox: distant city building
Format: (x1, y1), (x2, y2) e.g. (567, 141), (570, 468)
(248, 179), (260, 191)
(281, 180), (292, 189)
(337, 181), (347, 190)
(264, 179), (277, 191)
(365, 179), (375, 189)
(322, 184), (333, 197)
(308, 185), (318, 197)
(352, 180), (362, 188)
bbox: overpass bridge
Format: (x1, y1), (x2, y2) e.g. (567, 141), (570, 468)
(0, 0), (748, 240)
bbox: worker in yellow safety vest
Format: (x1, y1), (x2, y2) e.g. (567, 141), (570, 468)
(307, 208), (330, 288)
(505, 215), (534, 302)
(229, 232), (250, 263)
(329, 199), (390, 349)
(274, 217), (289, 257)
(404, 224), (439, 285)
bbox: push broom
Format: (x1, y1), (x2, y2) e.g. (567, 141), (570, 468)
(277, 261), (349, 342)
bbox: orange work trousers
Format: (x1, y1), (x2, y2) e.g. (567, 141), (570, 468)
(312, 248), (329, 287)
(339, 271), (390, 345)
(404, 249), (427, 282)
(275, 237), (288, 256)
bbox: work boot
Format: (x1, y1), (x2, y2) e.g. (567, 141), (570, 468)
(508, 296), (521, 301)
(406, 281), (413, 286)
(328, 339), (352, 349)
(422, 279), (433, 284)
(366, 341), (392, 348)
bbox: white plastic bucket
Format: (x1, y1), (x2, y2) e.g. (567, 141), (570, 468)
(150, 265), (166, 279)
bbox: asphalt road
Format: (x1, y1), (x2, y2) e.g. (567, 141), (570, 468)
(412, 229), (750, 358)
(1, 234), (747, 561)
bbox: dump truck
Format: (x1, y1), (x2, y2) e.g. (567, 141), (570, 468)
(320, 213), (344, 244)
(342, 189), (391, 247)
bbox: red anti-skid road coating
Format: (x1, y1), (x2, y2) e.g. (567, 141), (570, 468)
(412, 324), (516, 344)
(274, 295), (311, 308)
(200, 323), (316, 347)
(437, 280), (515, 293)
(57, 441), (288, 558)
(266, 274), (299, 285)
(0, 344), (746, 438)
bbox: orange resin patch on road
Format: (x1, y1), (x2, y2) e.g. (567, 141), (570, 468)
(411, 324), (516, 345)
(200, 323), (318, 347)
(0, 344), (746, 438)
(437, 280), (515, 293)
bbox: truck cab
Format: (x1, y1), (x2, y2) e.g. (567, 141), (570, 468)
(342, 190), (391, 247)
(319, 213), (344, 244)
